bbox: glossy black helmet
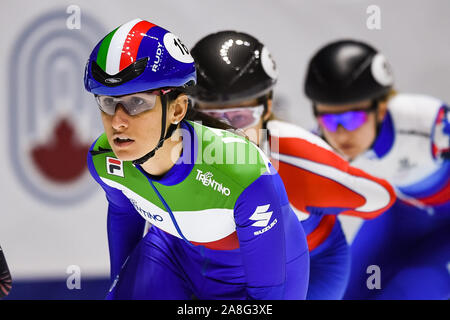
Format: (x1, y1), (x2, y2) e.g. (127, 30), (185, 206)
(191, 31), (277, 105)
(304, 39), (394, 105)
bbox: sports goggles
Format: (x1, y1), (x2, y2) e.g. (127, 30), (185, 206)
(95, 89), (171, 116)
(201, 105), (265, 129)
(315, 101), (378, 132)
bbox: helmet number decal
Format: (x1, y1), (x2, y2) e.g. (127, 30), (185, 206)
(261, 46), (278, 80)
(371, 53), (394, 86)
(163, 33), (194, 63)
(174, 37), (189, 55)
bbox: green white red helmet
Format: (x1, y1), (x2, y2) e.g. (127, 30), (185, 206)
(84, 18), (196, 96)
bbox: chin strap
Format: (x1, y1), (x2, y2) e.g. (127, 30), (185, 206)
(132, 94), (179, 166)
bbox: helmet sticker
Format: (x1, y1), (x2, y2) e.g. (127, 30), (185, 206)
(261, 46), (277, 80)
(371, 53), (394, 86)
(163, 32), (194, 63)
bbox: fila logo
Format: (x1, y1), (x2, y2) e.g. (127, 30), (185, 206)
(106, 157), (124, 177)
(249, 204), (273, 227)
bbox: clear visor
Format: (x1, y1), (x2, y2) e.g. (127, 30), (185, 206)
(200, 105), (265, 129)
(95, 92), (159, 116)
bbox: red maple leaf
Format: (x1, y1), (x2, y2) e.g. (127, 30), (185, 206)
(31, 119), (90, 183)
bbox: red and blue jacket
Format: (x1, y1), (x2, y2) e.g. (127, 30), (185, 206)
(267, 120), (397, 251)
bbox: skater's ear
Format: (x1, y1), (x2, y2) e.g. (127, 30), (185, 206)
(263, 98), (273, 122)
(168, 93), (189, 125)
(376, 89), (396, 122)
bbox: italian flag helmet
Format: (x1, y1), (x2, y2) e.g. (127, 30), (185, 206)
(84, 18), (196, 96)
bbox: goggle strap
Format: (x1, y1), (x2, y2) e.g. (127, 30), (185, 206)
(314, 99), (379, 117)
(132, 95), (170, 165)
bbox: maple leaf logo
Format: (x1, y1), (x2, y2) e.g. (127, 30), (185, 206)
(31, 118), (90, 183)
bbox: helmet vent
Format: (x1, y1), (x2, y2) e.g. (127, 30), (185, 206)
(91, 57), (149, 87)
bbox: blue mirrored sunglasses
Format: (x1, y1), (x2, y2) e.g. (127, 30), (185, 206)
(314, 101), (378, 132)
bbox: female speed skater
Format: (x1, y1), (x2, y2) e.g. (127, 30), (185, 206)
(190, 31), (396, 300)
(84, 19), (310, 300)
(304, 39), (450, 299)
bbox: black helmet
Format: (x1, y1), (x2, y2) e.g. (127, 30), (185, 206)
(191, 31), (277, 105)
(304, 39), (394, 105)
